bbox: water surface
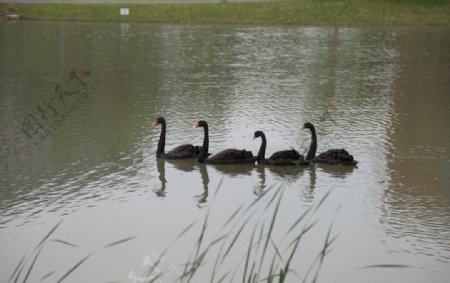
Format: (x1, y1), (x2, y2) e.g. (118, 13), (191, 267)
(1, 21), (449, 282)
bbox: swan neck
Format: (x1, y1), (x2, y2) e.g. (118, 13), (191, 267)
(257, 134), (267, 162)
(306, 126), (317, 161)
(199, 124), (209, 162)
(157, 120), (166, 156)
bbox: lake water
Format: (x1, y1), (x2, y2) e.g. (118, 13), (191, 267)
(1, 21), (449, 283)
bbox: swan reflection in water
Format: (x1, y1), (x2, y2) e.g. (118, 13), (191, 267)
(153, 158), (197, 198)
(315, 163), (357, 178)
(153, 158), (356, 205)
(195, 164), (209, 208)
(153, 158), (211, 207)
(254, 166), (266, 197)
(153, 159), (256, 206)
(255, 164), (311, 199)
(154, 158), (167, 197)
(255, 163), (355, 202)
(195, 163), (255, 208)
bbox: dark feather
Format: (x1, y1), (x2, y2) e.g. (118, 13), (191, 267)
(268, 149), (301, 161)
(206, 149), (255, 164)
(165, 144), (199, 159)
(313, 149), (358, 165)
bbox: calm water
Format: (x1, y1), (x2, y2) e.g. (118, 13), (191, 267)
(1, 21), (450, 283)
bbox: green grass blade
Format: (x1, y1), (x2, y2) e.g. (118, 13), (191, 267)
(223, 204), (244, 228)
(147, 271), (164, 283)
(263, 184), (283, 213)
(268, 260), (277, 283)
(40, 271), (55, 281)
(35, 220), (62, 251)
(282, 227), (308, 283)
(179, 253), (193, 281)
(312, 190), (332, 214)
(216, 271), (230, 283)
(208, 234), (227, 248)
(9, 252), (27, 282)
(190, 231), (227, 281)
(270, 237), (285, 264)
(264, 254), (278, 283)
(212, 176), (225, 201)
(12, 261), (26, 283)
(194, 211), (210, 260)
(242, 221), (260, 283)
(312, 221), (336, 283)
(102, 236), (135, 249)
(312, 205), (341, 283)
(358, 264), (412, 269)
(243, 185), (273, 214)
(247, 262), (257, 283)
(258, 189), (284, 274)
(220, 215), (252, 263)
(22, 245), (44, 283)
(255, 221), (266, 255)
(185, 249), (208, 283)
(181, 237), (214, 282)
(56, 254), (92, 283)
(209, 234), (229, 283)
(287, 220), (318, 248)
(302, 252), (321, 283)
(173, 220), (197, 242)
(10, 208), (63, 283)
(285, 205), (313, 238)
(144, 250), (169, 279)
(52, 239), (78, 248)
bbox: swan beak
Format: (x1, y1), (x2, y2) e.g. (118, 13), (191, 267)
(193, 123), (199, 128)
(252, 135), (256, 140)
(152, 120), (159, 126)
(299, 124), (305, 130)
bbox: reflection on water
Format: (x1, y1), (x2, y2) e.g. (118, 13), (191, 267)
(0, 21), (449, 282)
(196, 164), (209, 208)
(154, 158), (166, 197)
(382, 28), (450, 264)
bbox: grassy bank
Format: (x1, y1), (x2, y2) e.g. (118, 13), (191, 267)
(2, 0), (450, 25)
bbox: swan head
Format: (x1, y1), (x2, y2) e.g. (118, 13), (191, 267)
(152, 117), (165, 127)
(193, 120), (208, 129)
(253, 130), (264, 140)
(300, 122), (314, 131)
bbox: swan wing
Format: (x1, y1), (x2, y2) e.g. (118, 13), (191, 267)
(166, 144), (198, 158)
(314, 149), (357, 165)
(207, 149), (255, 164)
(268, 149), (300, 161)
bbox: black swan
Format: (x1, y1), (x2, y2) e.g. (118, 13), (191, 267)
(300, 122), (358, 165)
(153, 117), (201, 159)
(253, 131), (301, 165)
(194, 120), (255, 164)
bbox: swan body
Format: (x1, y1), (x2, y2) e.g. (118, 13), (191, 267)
(253, 131), (301, 165)
(300, 122), (357, 165)
(153, 117), (202, 159)
(314, 149), (356, 165)
(194, 120), (255, 164)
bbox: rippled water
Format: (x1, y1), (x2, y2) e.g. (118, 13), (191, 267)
(1, 22), (449, 282)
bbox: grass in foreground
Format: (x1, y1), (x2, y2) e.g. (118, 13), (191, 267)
(1, 0), (450, 25)
(9, 182), (411, 282)
(8, 220), (135, 283)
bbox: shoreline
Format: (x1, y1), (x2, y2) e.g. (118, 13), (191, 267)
(2, 1), (450, 26)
